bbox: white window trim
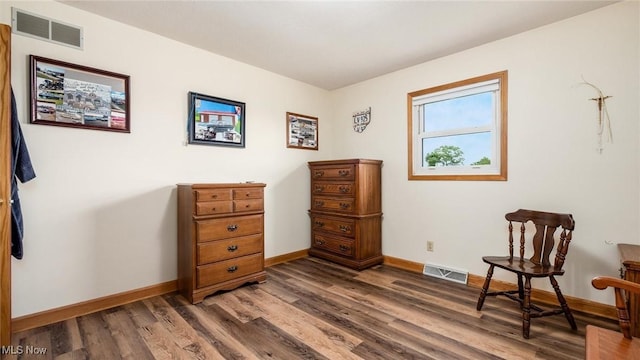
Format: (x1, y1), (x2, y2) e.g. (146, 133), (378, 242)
(407, 71), (508, 181)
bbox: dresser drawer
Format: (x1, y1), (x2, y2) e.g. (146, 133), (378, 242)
(196, 214), (263, 242)
(311, 214), (355, 238)
(311, 165), (355, 181)
(234, 198), (264, 213)
(312, 233), (354, 258)
(311, 196), (355, 213)
(197, 253), (264, 288)
(312, 182), (354, 196)
(195, 200), (233, 216)
(195, 189), (232, 202)
(197, 234), (263, 265)
(233, 188), (263, 199)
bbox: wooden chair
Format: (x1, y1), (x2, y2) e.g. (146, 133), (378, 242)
(585, 276), (640, 359)
(476, 209), (577, 339)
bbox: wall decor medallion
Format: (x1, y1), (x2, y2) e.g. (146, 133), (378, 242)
(30, 55), (130, 133)
(353, 107), (371, 133)
(187, 92), (245, 147)
(286, 112), (318, 150)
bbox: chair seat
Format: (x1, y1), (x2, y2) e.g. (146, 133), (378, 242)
(585, 324), (640, 360)
(482, 256), (565, 277)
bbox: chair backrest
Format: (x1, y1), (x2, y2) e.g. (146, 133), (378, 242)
(591, 276), (640, 339)
(505, 209), (575, 269)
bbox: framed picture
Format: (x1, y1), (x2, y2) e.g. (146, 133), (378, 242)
(30, 55), (130, 133)
(188, 92), (245, 147)
(286, 112), (318, 150)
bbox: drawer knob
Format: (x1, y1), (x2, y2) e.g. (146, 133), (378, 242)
(211, 194), (218, 199)
(313, 170), (324, 178)
(227, 266), (238, 273)
(339, 186), (350, 193)
(339, 245), (350, 252)
(227, 224), (238, 232)
(227, 245), (238, 252)
(245, 192), (250, 197)
(314, 201), (324, 207)
(315, 240), (325, 246)
(314, 185), (324, 193)
(338, 170), (350, 177)
(339, 203), (350, 209)
(314, 221), (324, 227)
(339, 225), (351, 232)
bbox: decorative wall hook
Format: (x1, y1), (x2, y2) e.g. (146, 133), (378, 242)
(579, 77), (612, 154)
(353, 107), (371, 133)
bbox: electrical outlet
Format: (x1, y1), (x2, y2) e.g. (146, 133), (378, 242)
(427, 241), (434, 252)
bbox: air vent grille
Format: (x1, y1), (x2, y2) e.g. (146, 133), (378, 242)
(423, 263), (468, 284)
(15, 10), (49, 38)
(12, 8), (83, 50)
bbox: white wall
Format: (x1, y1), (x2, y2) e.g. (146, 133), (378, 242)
(2, 0), (334, 317)
(2, 1), (638, 317)
(330, 1), (640, 304)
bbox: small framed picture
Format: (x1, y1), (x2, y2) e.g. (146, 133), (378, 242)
(286, 112), (318, 150)
(188, 92), (245, 148)
(30, 55), (130, 133)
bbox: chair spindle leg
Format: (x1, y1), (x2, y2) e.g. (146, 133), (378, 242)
(523, 276), (532, 339)
(550, 275), (577, 330)
(477, 265), (494, 311)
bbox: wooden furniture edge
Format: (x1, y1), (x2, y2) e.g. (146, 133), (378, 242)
(12, 280), (178, 333)
(382, 255), (617, 320)
(1, 24), (12, 346)
(11, 252), (615, 333)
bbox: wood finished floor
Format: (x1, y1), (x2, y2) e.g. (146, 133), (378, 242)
(7, 257), (619, 360)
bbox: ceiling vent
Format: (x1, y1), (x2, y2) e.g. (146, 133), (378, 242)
(11, 8), (83, 50)
(423, 263), (468, 285)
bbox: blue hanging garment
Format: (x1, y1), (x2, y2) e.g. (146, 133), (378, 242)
(10, 88), (36, 259)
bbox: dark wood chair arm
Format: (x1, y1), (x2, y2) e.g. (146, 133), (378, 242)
(592, 276), (640, 294)
(591, 276), (640, 340)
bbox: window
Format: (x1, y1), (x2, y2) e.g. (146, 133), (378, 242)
(408, 71), (507, 180)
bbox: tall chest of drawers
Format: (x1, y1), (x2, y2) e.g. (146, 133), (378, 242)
(177, 183), (266, 304)
(308, 159), (383, 270)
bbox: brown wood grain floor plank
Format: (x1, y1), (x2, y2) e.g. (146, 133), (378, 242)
(282, 283), (464, 360)
(264, 262), (504, 360)
(103, 308), (156, 360)
(8, 257), (619, 359)
(122, 300), (158, 328)
(201, 301), (330, 360)
(235, 286), (364, 360)
(137, 321), (193, 360)
(18, 328), (52, 360)
(53, 348), (90, 360)
(354, 263), (589, 358)
(164, 294), (256, 359)
(45, 321), (70, 357)
(205, 288), (265, 323)
(76, 312), (123, 360)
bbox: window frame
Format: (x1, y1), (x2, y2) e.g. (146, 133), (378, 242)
(407, 71), (508, 181)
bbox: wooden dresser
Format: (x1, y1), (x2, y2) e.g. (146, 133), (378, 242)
(177, 183), (266, 304)
(308, 159), (383, 270)
(618, 243), (640, 337)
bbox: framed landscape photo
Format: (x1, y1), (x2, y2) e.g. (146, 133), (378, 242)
(188, 92), (245, 148)
(286, 112), (318, 150)
(30, 55), (130, 133)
